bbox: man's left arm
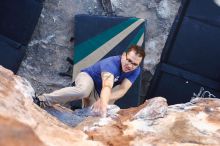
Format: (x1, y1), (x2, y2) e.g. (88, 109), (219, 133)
(110, 68), (141, 102)
(109, 78), (132, 101)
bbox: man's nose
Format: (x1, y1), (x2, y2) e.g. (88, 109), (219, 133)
(127, 63), (133, 68)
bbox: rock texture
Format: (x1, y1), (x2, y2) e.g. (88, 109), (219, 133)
(0, 116), (44, 146)
(1, 66), (220, 146)
(17, 0), (181, 95)
(0, 66), (102, 146)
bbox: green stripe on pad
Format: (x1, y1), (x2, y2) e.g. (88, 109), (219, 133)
(73, 18), (139, 64)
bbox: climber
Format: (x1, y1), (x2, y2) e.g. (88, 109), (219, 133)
(33, 45), (145, 117)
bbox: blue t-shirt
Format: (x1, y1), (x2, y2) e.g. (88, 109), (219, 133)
(81, 55), (140, 95)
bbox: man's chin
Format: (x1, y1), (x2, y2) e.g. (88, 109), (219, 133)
(123, 69), (131, 72)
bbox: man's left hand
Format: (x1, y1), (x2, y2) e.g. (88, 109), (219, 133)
(91, 99), (107, 117)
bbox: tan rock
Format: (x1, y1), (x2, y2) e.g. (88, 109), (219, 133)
(0, 115), (44, 146)
(0, 66), (103, 146)
(1, 65), (220, 146)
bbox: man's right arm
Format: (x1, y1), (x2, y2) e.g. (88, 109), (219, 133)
(92, 72), (114, 117)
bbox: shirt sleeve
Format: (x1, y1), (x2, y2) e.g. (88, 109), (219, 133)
(99, 57), (117, 75)
(126, 67), (140, 84)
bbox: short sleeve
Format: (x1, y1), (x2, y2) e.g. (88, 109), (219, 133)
(99, 57), (117, 75)
(126, 67), (140, 84)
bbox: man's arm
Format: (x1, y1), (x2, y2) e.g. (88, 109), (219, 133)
(109, 78), (132, 101)
(92, 72), (114, 117)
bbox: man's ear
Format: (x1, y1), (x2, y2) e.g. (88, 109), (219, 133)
(122, 52), (126, 58)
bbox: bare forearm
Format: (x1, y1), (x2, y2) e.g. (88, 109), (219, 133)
(110, 79), (132, 101)
(110, 86), (126, 101)
(100, 86), (111, 105)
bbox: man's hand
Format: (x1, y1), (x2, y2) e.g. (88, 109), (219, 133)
(91, 99), (107, 117)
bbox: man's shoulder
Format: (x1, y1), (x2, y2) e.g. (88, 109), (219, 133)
(134, 66), (141, 74)
(99, 56), (121, 73)
(99, 55), (120, 65)
(128, 66), (141, 75)
(103, 55), (120, 61)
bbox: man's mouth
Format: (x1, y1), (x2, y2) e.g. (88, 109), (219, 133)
(125, 66), (131, 71)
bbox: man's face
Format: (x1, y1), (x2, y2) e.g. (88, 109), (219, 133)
(121, 50), (142, 72)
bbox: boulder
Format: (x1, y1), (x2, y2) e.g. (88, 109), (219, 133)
(2, 66), (220, 146)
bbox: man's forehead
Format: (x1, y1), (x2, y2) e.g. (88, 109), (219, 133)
(127, 52), (142, 63)
(127, 50), (136, 55)
(127, 51), (142, 58)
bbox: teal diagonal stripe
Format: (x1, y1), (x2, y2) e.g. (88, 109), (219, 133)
(129, 27), (144, 47)
(74, 18), (139, 64)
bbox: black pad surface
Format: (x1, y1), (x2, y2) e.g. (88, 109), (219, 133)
(147, 0), (220, 104)
(0, 0), (43, 45)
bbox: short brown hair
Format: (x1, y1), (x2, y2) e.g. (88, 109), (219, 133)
(127, 45), (145, 59)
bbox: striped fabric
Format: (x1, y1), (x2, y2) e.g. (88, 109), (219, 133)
(72, 14), (146, 108)
(73, 15), (145, 80)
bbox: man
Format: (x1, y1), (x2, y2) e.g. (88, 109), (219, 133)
(33, 45), (145, 117)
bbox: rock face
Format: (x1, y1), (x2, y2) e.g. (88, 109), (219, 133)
(0, 66), (102, 146)
(17, 0), (181, 95)
(1, 66), (220, 146)
(0, 116), (44, 146)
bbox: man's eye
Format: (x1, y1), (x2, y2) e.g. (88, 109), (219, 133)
(133, 63), (138, 66)
(128, 59), (138, 66)
(128, 59), (132, 63)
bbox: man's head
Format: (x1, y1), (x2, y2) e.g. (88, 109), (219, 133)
(121, 45), (145, 72)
